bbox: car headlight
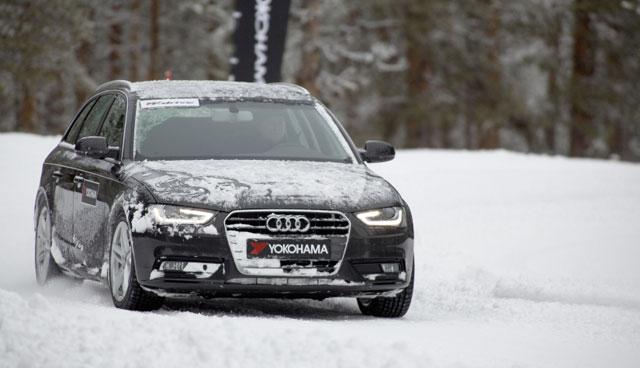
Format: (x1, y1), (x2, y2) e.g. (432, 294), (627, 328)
(148, 205), (215, 225)
(356, 207), (405, 227)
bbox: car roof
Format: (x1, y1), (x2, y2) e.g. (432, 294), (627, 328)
(95, 80), (313, 103)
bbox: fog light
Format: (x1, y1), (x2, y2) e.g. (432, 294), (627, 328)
(381, 263), (400, 273)
(159, 261), (187, 271)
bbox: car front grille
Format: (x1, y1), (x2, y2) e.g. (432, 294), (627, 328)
(225, 210), (349, 236)
(224, 210), (351, 277)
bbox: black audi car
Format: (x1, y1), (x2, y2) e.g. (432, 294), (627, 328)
(34, 80), (414, 317)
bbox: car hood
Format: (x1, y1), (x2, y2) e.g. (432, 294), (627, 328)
(122, 159), (402, 212)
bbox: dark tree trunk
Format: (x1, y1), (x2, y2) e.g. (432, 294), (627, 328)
(148, 0), (160, 80)
(544, 15), (562, 154)
(74, 39), (92, 107)
(405, 42), (430, 148)
(129, 0), (141, 81)
(478, 0), (501, 149)
(294, 0), (321, 96)
(206, 5), (224, 81)
(44, 72), (66, 133)
(403, 1), (431, 148)
(108, 2), (123, 80)
(18, 80), (35, 133)
(606, 48), (625, 159)
(546, 67), (558, 153)
(569, 0), (596, 157)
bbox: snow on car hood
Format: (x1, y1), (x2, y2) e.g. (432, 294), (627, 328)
(123, 159), (402, 211)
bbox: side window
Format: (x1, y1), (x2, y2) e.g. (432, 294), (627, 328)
(76, 95), (115, 142)
(99, 95), (126, 147)
(64, 99), (96, 143)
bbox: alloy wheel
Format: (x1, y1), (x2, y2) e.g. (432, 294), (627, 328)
(35, 207), (52, 285)
(110, 221), (133, 302)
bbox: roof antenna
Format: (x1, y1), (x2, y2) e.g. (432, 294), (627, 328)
(164, 69), (173, 80)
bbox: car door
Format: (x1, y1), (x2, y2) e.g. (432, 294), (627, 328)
(59, 94), (116, 272)
(50, 98), (97, 267)
(72, 93), (127, 276)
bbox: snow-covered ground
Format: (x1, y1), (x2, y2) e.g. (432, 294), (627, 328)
(1, 133), (639, 368)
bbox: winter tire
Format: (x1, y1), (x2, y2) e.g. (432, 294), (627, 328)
(35, 199), (60, 285)
(357, 264), (414, 318)
(109, 212), (163, 311)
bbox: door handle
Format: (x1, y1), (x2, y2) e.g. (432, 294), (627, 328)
(52, 170), (63, 178)
(73, 176), (85, 184)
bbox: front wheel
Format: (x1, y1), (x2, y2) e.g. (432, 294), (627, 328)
(357, 266), (414, 318)
(109, 215), (163, 311)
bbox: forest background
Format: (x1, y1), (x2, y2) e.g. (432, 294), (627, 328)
(1, 0), (639, 161)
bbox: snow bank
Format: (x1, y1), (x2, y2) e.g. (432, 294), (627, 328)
(1, 134), (639, 367)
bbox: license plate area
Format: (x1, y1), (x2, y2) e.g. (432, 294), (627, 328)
(247, 239), (331, 260)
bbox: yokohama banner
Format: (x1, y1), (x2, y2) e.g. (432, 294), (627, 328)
(231, 0), (291, 83)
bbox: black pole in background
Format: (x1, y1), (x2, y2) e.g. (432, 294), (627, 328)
(231, 0), (291, 83)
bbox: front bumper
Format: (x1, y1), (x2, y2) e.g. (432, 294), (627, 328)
(131, 213), (414, 299)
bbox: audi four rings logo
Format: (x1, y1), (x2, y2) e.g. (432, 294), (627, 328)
(266, 214), (310, 233)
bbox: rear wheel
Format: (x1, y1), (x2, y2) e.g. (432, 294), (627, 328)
(109, 215), (163, 311)
(357, 266), (414, 318)
(35, 203), (60, 285)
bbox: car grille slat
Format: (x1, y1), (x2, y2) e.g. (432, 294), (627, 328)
(226, 224), (268, 230)
(226, 217), (267, 222)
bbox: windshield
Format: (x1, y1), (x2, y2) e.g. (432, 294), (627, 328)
(133, 100), (356, 162)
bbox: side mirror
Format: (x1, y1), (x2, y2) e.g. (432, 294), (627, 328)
(75, 136), (109, 159)
(360, 140), (395, 163)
